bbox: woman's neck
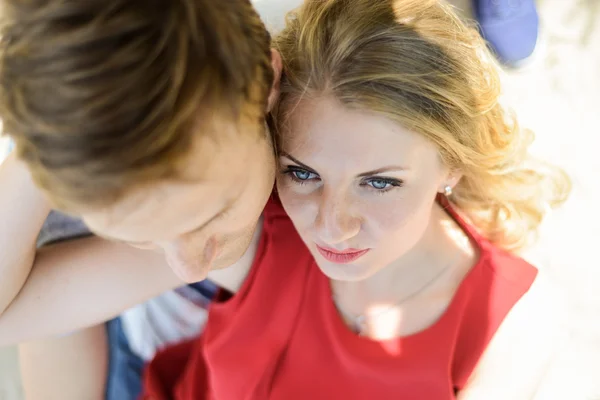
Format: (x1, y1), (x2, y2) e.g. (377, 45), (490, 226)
(332, 202), (475, 308)
(330, 203), (478, 338)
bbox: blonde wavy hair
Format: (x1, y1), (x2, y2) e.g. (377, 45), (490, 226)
(272, 0), (570, 251)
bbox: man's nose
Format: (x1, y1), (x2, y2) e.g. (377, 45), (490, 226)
(160, 235), (217, 283)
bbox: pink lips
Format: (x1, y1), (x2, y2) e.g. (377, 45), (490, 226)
(315, 244), (370, 264)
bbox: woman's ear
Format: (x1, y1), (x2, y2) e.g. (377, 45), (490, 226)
(267, 49), (283, 112)
(438, 171), (462, 194)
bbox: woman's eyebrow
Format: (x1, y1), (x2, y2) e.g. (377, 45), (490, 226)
(281, 153), (318, 173)
(356, 166), (409, 177)
(281, 152), (409, 177)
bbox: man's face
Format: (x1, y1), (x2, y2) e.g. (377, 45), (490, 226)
(82, 123), (276, 283)
(79, 50), (283, 282)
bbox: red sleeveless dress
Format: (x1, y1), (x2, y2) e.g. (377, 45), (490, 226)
(142, 197), (537, 400)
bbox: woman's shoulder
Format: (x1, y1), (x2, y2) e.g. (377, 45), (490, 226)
(262, 193), (307, 251)
(457, 268), (567, 399)
(440, 195), (539, 292)
(479, 242), (539, 292)
(262, 193), (288, 220)
(451, 230), (563, 394)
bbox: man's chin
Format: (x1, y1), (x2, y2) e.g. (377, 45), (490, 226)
(171, 263), (211, 284)
(209, 220), (263, 273)
(167, 243), (247, 284)
(210, 235), (254, 271)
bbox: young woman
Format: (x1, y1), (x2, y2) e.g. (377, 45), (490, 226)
(0, 0), (569, 399)
(142, 0), (570, 398)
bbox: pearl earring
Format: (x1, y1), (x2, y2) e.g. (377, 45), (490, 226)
(443, 185), (453, 196)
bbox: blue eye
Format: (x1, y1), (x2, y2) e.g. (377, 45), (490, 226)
(368, 179), (390, 190)
(364, 177), (403, 192)
(284, 166), (319, 183)
(293, 169), (315, 181)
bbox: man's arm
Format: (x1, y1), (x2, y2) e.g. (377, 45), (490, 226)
(0, 236), (182, 346)
(0, 152), (179, 345)
(0, 150), (255, 346)
(19, 325), (108, 400)
(0, 153), (51, 315)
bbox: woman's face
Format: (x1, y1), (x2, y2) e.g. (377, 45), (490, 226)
(82, 124), (276, 283)
(277, 96), (451, 282)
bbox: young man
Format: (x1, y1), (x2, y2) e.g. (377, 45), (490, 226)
(0, 0), (282, 398)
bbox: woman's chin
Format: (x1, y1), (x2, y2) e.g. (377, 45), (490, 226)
(314, 259), (376, 282)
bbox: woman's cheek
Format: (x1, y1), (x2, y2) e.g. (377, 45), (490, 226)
(359, 193), (424, 237)
(277, 185), (317, 228)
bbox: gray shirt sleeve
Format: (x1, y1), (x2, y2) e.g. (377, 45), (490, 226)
(2, 139), (92, 247)
(37, 211), (92, 247)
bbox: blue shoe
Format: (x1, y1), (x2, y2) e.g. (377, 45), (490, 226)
(473, 0), (539, 67)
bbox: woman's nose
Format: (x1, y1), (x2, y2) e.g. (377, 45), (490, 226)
(314, 190), (360, 246)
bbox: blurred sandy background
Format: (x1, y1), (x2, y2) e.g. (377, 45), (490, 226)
(1, 0), (599, 398)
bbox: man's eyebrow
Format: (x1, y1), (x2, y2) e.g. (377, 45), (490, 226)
(94, 232), (141, 245)
(95, 202), (235, 244)
(181, 201), (234, 237)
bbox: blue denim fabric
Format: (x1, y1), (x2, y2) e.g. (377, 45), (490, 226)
(105, 280), (218, 400)
(105, 317), (145, 400)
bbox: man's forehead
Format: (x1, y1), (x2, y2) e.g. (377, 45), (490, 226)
(80, 121), (267, 241)
(81, 178), (233, 242)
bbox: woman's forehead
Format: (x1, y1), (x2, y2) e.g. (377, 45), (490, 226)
(281, 97), (441, 171)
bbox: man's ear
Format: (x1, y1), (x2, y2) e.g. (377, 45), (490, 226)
(267, 49), (282, 112)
